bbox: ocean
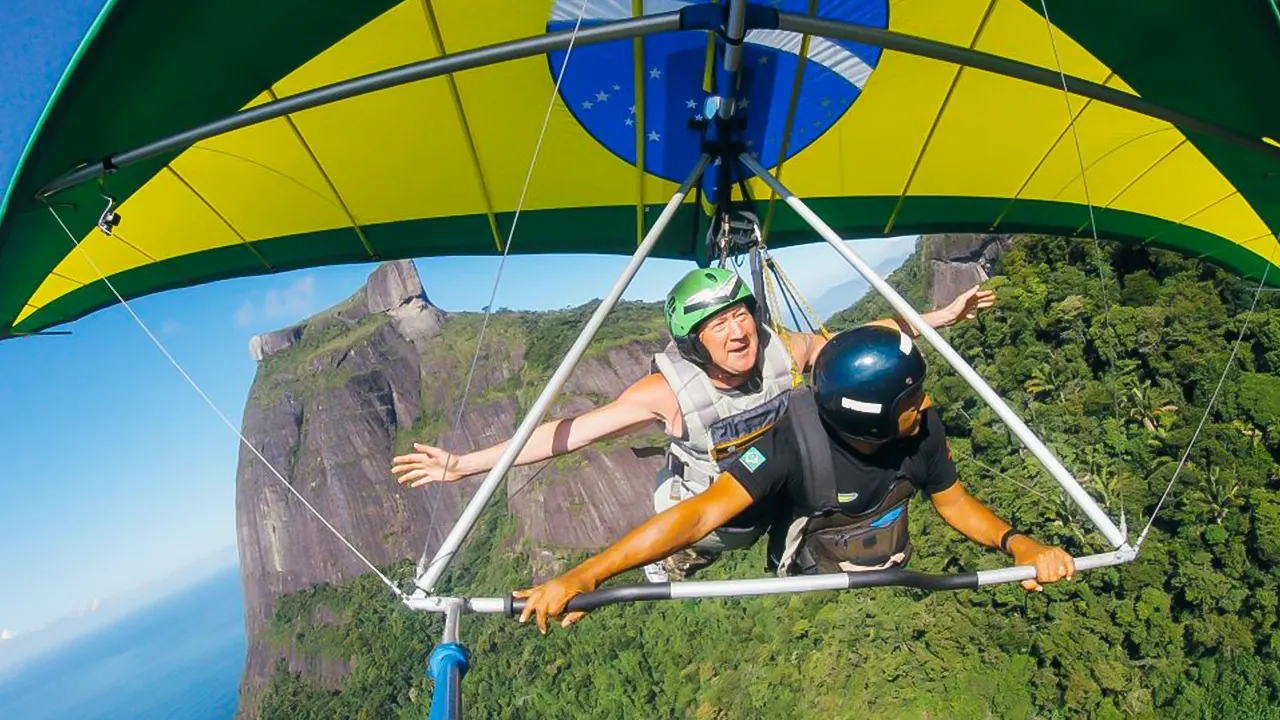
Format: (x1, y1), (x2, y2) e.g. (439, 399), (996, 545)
(0, 565), (246, 720)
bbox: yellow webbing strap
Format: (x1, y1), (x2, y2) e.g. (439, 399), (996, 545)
(761, 253), (805, 388)
(769, 254), (832, 340)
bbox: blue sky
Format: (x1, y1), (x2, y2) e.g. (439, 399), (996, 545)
(0, 0), (915, 637)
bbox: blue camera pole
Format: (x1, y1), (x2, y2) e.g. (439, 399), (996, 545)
(427, 599), (469, 720)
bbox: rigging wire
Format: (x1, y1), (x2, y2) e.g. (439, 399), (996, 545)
(1135, 251), (1275, 547)
(1037, 0), (1126, 517)
(44, 204), (407, 599)
(1038, 0), (1275, 546)
(415, 0), (592, 576)
(429, 0), (589, 495)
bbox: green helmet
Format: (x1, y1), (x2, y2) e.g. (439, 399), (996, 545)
(664, 267), (758, 365)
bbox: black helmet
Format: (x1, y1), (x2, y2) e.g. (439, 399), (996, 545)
(812, 325), (927, 444)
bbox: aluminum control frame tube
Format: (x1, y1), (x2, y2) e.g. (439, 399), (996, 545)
(413, 155), (712, 594)
(38, 13), (685, 198)
(716, 0), (750, 120)
(401, 547), (1137, 615)
(739, 152), (1129, 550)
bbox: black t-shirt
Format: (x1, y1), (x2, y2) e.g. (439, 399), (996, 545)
(726, 407), (958, 518)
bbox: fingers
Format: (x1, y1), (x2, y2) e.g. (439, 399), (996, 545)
(394, 469), (429, 486)
(414, 443), (444, 457)
(1021, 578), (1043, 593)
(514, 588), (549, 635)
(1033, 549), (1076, 585)
(515, 583), (588, 635)
(390, 455), (428, 470)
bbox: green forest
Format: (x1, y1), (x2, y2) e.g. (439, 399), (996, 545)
(259, 235), (1280, 719)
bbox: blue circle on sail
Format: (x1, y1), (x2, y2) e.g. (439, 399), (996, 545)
(546, 0), (888, 183)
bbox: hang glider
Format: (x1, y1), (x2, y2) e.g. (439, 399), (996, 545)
(8, 3), (1280, 718)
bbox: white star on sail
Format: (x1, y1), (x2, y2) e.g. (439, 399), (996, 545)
(596, 90), (610, 102)
(686, 99), (697, 109)
(649, 67), (662, 79)
(582, 100), (594, 110)
(648, 130), (660, 142)
(625, 117), (634, 126)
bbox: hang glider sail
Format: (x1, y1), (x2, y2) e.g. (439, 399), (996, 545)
(3, 0), (1280, 339)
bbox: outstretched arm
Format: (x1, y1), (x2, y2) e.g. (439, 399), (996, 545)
(514, 472), (755, 633)
(792, 285), (996, 370)
(929, 482), (1075, 592)
(392, 373), (675, 486)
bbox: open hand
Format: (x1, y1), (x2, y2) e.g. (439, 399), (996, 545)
(513, 572), (595, 634)
(391, 443), (466, 486)
(1010, 536), (1075, 592)
(941, 285), (996, 325)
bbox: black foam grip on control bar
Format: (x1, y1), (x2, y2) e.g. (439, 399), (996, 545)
(844, 567), (980, 592)
(507, 584), (672, 617)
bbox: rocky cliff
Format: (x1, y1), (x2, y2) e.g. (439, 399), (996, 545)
(921, 233), (1012, 309)
(233, 236), (1009, 716)
(234, 261), (669, 717)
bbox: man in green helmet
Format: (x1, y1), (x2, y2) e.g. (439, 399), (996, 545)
(392, 265), (994, 580)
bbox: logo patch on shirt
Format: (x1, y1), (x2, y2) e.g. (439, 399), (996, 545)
(741, 447), (767, 472)
(837, 492), (860, 504)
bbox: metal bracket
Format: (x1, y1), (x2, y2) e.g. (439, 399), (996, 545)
(97, 192), (122, 236)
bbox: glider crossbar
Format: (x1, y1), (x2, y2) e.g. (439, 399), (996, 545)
(773, 12), (1280, 164)
(39, 6), (1280, 203)
(403, 547), (1137, 616)
(740, 152), (1131, 550)
(412, 155), (713, 594)
(37, 12), (685, 198)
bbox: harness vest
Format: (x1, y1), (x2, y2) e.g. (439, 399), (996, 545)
(770, 387), (916, 575)
(652, 326), (797, 498)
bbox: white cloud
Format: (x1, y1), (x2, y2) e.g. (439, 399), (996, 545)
(1, 629), (15, 641)
(235, 275), (317, 328)
(158, 319), (183, 335)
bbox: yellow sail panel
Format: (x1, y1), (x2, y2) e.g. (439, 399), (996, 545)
(1110, 142), (1243, 223)
(438, 9), (665, 213)
(972, 0), (1110, 81)
(905, 0), (1109, 199)
(263, 2), (489, 226)
(17, 273), (83, 325)
(170, 117), (352, 242)
(908, 74), (1076, 199)
(1018, 102), (1182, 207)
(1173, 193), (1272, 245)
(779, 0), (1005, 201)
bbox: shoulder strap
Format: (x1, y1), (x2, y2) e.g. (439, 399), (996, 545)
(759, 326), (800, 390)
(653, 343), (722, 441)
(787, 387), (836, 509)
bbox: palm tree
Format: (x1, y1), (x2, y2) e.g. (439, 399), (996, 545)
(1025, 363), (1061, 403)
(1125, 380), (1179, 433)
(1183, 465), (1241, 526)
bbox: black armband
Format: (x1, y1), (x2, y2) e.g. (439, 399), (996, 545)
(999, 528), (1021, 555)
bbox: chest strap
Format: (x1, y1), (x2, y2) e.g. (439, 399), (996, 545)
(789, 387), (836, 500)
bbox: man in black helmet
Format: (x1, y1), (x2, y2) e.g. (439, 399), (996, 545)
(515, 325), (1075, 633)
